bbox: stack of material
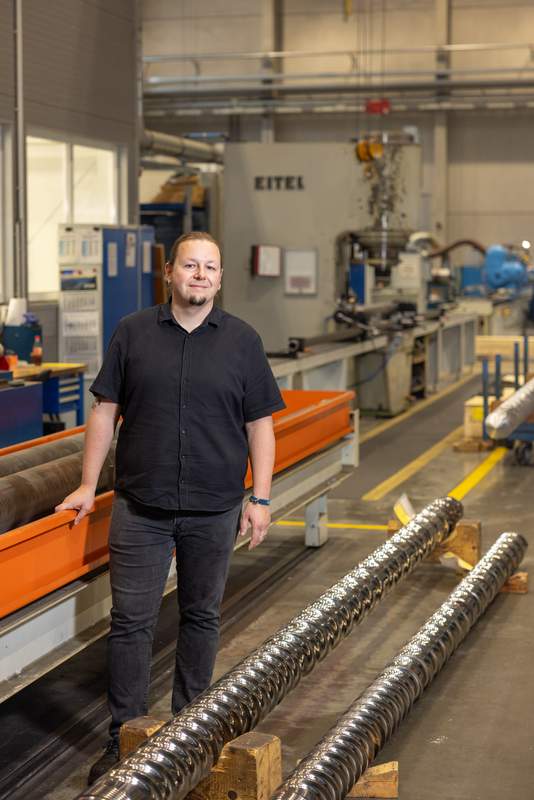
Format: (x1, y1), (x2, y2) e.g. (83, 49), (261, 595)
(152, 174), (205, 206)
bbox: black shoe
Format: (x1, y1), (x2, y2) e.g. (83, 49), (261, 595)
(87, 739), (120, 786)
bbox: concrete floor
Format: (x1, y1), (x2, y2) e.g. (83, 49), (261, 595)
(43, 378), (534, 799)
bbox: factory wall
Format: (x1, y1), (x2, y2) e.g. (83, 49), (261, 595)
(142, 0), (534, 264)
(23, 1), (137, 149)
(448, 112), (534, 256)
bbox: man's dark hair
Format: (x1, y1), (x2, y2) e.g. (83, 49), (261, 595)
(169, 231), (222, 265)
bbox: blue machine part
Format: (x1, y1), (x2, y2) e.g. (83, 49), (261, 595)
(483, 245), (528, 295)
(461, 245), (528, 297)
(140, 203), (208, 261)
(349, 262), (367, 303)
(459, 265), (484, 296)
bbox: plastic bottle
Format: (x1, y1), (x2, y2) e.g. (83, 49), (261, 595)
(31, 334), (43, 366)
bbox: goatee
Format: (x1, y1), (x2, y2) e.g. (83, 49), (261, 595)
(189, 296), (207, 306)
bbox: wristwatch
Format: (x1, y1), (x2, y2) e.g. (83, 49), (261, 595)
(250, 495), (271, 506)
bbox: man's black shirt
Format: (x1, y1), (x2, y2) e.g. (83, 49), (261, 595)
(90, 303), (285, 511)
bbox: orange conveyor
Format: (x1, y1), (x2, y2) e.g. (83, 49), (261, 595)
(0, 390), (354, 619)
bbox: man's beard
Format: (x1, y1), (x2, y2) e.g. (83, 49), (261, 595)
(189, 295), (207, 306)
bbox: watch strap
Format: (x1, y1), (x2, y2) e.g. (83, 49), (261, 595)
(250, 495), (271, 506)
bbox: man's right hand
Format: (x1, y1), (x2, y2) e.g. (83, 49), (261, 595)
(55, 485), (96, 526)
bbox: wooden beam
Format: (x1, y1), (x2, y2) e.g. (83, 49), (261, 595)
(348, 761), (399, 798)
(120, 719), (282, 800)
(187, 731), (282, 800)
(120, 715), (166, 759)
(501, 571), (528, 594)
(388, 519), (481, 571)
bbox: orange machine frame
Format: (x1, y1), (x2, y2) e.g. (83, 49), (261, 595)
(0, 390), (354, 618)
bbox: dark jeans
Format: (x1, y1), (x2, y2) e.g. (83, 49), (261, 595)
(107, 492), (241, 740)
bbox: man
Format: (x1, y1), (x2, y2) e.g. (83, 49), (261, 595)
(56, 231), (285, 784)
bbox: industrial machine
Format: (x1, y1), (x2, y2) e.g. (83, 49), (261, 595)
(459, 243), (529, 298)
(58, 224), (155, 419)
(344, 131), (433, 314)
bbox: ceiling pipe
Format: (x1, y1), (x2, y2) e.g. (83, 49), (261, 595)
(141, 129), (224, 164)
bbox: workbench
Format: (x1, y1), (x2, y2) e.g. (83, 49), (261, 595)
(13, 362), (87, 426)
(270, 313), (478, 415)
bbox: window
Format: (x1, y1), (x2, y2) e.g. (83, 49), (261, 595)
(26, 135), (121, 296)
(73, 145), (116, 224)
(27, 137), (68, 294)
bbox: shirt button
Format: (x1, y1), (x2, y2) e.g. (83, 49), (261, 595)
(181, 429), (186, 435)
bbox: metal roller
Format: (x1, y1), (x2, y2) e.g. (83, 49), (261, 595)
(485, 377), (534, 439)
(76, 496), (462, 800)
(272, 531), (527, 800)
(0, 445), (115, 533)
(0, 434), (85, 478)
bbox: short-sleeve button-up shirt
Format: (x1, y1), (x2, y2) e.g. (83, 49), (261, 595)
(90, 303), (285, 511)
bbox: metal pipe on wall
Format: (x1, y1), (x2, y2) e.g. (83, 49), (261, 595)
(75, 496), (462, 800)
(141, 130), (224, 164)
(13, 0), (28, 299)
(272, 531), (527, 800)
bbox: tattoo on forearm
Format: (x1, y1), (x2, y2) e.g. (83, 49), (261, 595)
(92, 397), (103, 410)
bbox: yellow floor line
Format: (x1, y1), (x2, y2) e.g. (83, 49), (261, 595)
(360, 368), (480, 444)
(448, 446), (508, 501)
(362, 424), (464, 502)
(275, 520), (389, 531)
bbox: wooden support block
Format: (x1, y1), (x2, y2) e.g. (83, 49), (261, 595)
(500, 571), (529, 594)
(387, 520), (481, 571)
(453, 438), (494, 453)
(187, 731), (282, 800)
(120, 716), (166, 759)
(121, 720), (282, 800)
(347, 761), (399, 798)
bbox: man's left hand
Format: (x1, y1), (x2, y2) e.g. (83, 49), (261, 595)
(240, 502), (271, 549)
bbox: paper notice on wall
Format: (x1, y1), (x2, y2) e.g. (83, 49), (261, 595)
(62, 311), (100, 338)
(58, 231), (77, 264)
(125, 232), (137, 268)
(142, 240), (152, 274)
(79, 227), (102, 264)
(107, 242), (118, 277)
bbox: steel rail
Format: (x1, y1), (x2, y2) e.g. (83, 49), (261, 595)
(272, 531), (527, 800)
(143, 77), (534, 100)
(76, 496), (462, 800)
(143, 42), (534, 65)
(145, 66), (534, 87)
(486, 378), (534, 440)
(144, 95), (534, 117)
